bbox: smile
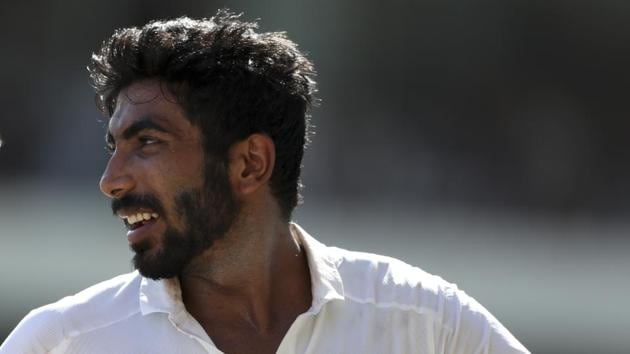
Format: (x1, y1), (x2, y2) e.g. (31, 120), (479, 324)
(119, 211), (160, 230)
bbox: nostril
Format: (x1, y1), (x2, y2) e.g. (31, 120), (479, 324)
(110, 188), (125, 198)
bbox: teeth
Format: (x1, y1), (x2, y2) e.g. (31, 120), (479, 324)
(123, 212), (159, 226)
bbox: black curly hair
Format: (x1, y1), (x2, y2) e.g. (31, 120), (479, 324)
(88, 10), (317, 220)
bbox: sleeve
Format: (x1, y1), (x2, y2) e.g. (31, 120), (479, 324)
(0, 307), (67, 354)
(441, 288), (530, 354)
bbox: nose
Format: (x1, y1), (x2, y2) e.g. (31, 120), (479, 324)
(99, 152), (135, 199)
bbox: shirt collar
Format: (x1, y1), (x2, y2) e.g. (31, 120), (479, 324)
(290, 223), (345, 313)
(138, 223), (345, 316)
(139, 274), (185, 316)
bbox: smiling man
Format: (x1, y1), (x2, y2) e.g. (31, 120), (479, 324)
(1, 11), (528, 354)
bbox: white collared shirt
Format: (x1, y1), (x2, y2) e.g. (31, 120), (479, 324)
(1, 224), (529, 354)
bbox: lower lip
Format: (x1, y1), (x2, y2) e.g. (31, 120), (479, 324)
(127, 219), (159, 244)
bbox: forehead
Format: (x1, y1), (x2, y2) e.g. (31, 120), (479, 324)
(108, 80), (192, 133)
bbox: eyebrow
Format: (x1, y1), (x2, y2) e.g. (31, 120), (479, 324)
(106, 118), (169, 145)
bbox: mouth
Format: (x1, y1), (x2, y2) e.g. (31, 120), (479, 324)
(116, 210), (163, 245)
(120, 211), (160, 231)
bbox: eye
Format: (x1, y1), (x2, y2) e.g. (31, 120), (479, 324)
(137, 136), (162, 153)
(139, 136), (159, 146)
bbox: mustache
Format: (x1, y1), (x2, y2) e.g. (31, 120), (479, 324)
(111, 193), (165, 216)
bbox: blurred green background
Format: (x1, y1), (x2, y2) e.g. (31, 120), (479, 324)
(1, 1), (629, 353)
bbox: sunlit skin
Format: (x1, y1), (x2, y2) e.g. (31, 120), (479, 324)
(100, 79), (312, 354)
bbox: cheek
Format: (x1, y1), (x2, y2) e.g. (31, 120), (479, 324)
(143, 152), (203, 189)
(165, 145), (206, 186)
(151, 170), (202, 227)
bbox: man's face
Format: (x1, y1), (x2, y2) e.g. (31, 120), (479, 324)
(100, 80), (239, 280)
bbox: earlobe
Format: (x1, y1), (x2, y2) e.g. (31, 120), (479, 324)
(230, 134), (275, 196)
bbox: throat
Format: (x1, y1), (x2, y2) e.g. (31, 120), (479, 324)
(177, 223), (313, 350)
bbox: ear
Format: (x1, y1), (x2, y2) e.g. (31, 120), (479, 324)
(228, 133), (276, 197)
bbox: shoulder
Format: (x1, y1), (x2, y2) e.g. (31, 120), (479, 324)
(1, 272), (141, 353)
(328, 247), (529, 353)
(328, 246), (456, 314)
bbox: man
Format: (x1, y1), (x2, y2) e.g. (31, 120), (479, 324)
(1, 11), (528, 354)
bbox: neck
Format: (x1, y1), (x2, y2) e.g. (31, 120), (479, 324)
(178, 216), (312, 333)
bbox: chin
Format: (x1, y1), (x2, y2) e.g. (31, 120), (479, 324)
(132, 238), (193, 280)
(134, 252), (181, 280)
